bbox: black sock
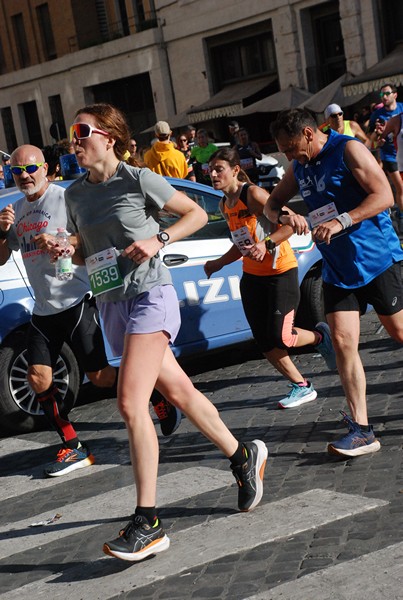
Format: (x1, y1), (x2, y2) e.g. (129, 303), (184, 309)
(135, 506), (157, 525)
(67, 438), (80, 449)
(230, 442), (246, 467)
(359, 424), (371, 432)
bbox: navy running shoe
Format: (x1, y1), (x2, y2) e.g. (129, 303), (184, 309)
(328, 411), (381, 457)
(44, 443), (95, 477)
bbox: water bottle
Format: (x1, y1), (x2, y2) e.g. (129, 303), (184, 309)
(55, 228), (73, 281)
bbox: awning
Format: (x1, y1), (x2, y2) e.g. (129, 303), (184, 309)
(187, 77), (277, 121)
(299, 73), (369, 113)
(343, 44), (403, 96)
(238, 86), (313, 115)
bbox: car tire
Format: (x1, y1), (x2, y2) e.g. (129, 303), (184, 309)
(295, 262), (325, 330)
(0, 329), (81, 434)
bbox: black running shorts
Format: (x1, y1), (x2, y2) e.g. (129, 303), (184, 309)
(240, 267), (300, 353)
(323, 262), (403, 316)
(27, 294), (109, 372)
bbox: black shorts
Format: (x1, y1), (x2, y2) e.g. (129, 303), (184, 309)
(383, 160), (399, 174)
(27, 294), (109, 372)
(240, 268), (300, 353)
(323, 262), (403, 316)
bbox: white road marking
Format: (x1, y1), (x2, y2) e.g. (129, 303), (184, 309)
(0, 489), (388, 599)
(0, 466), (234, 559)
(246, 540), (403, 600)
(0, 438), (126, 501)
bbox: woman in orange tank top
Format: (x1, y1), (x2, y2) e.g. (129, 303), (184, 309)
(204, 147), (332, 409)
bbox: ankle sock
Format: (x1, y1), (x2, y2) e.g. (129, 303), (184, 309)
(359, 424), (371, 432)
(135, 506), (157, 525)
(230, 442), (246, 467)
(297, 380), (308, 387)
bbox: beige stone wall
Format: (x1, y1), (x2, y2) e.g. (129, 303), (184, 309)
(0, 0), (383, 151)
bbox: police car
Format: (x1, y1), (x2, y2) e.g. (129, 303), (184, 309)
(0, 178), (324, 433)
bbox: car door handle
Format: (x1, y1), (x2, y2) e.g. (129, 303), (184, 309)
(163, 254), (189, 266)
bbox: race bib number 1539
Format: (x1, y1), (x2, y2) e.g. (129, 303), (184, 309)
(85, 247), (124, 296)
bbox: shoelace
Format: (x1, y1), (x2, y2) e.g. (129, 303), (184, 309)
(55, 447), (74, 462)
(340, 410), (357, 432)
(288, 383), (308, 396)
(153, 400), (169, 420)
(119, 515), (153, 538)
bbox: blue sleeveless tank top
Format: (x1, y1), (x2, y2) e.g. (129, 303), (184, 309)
(293, 129), (403, 288)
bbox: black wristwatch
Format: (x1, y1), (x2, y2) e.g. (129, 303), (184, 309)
(156, 231), (170, 247)
(277, 209), (290, 224)
(264, 236), (276, 251)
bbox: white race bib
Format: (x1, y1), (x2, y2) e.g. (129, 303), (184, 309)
(231, 226), (254, 256)
(85, 247), (124, 296)
(308, 202), (339, 228)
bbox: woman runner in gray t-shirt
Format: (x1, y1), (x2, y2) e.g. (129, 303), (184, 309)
(64, 103), (268, 562)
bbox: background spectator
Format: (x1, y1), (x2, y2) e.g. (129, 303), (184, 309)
(234, 128), (262, 183)
(144, 121), (188, 179)
(177, 133), (196, 181)
(323, 104), (370, 146)
(190, 129), (218, 185)
(228, 120), (240, 146)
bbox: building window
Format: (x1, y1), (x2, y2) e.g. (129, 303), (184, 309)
(48, 95), (67, 140)
(133, 0), (157, 32)
(21, 101), (43, 148)
(377, 0), (403, 53)
(12, 14), (30, 69)
(207, 21), (277, 90)
(1, 108), (17, 153)
(36, 3), (57, 60)
(86, 73), (155, 138)
(116, 0), (130, 36)
(304, 1), (346, 92)
(0, 38), (6, 74)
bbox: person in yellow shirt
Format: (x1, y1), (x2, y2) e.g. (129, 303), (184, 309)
(144, 121), (188, 179)
(323, 104), (370, 146)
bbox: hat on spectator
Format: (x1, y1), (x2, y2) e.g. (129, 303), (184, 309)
(155, 121), (171, 136)
(324, 103), (343, 119)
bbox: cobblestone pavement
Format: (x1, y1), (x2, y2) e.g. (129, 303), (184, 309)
(0, 310), (402, 599)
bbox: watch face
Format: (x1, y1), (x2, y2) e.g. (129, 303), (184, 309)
(159, 231), (170, 242)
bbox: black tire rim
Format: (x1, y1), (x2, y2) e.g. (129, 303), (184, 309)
(9, 350), (69, 416)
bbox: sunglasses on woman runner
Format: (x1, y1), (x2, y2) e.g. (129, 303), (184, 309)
(10, 163), (45, 175)
(70, 123), (110, 141)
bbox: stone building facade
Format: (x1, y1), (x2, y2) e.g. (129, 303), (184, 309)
(0, 0), (400, 152)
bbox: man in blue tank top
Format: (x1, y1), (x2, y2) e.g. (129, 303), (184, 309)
(369, 83), (403, 228)
(263, 108), (403, 458)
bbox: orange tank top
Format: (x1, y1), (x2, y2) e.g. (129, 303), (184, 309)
(222, 184), (297, 276)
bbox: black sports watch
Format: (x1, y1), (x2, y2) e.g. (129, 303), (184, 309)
(156, 231), (170, 247)
(263, 236), (276, 251)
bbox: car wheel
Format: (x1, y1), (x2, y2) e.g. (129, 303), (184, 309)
(0, 329), (81, 434)
(295, 262), (325, 330)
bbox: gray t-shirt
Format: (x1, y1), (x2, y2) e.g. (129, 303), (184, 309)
(65, 163), (174, 303)
(7, 183), (91, 316)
